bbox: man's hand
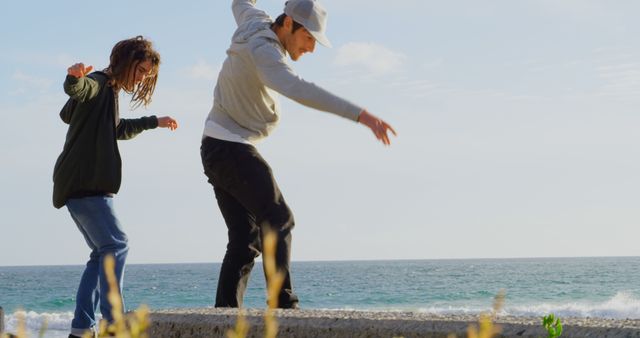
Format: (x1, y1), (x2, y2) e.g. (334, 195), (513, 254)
(157, 116), (178, 131)
(358, 110), (397, 146)
(67, 63), (93, 78)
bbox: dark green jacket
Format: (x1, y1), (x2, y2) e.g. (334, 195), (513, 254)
(52, 71), (158, 208)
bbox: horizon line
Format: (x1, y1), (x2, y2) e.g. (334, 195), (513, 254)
(1, 255), (638, 268)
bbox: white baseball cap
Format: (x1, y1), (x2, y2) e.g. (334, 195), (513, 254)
(284, 0), (332, 48)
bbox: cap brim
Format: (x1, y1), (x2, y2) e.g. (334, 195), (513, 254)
(309, 31), (332, 48)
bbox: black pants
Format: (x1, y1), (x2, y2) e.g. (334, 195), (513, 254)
(201, 136), (299, 308)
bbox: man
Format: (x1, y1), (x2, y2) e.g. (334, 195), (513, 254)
(200, 0), (396, 309)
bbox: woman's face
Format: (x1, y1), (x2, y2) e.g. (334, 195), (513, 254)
(125, 59), (153, 90)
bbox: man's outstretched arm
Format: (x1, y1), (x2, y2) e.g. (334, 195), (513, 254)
(252, 43), (398, 146)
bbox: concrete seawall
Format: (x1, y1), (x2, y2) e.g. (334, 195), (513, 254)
(0, 306), (4, 335)
(150, 308), (640, 338)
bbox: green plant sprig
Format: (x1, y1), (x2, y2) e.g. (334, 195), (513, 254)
(542, 313), (563, 338)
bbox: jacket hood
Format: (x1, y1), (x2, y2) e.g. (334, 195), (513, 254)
(59, 96), (77, 124)
(59, 72), (109, 124)
(232, 19), (280, 46)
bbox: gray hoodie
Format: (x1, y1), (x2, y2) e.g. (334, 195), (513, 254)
(203, 0), (363, 144)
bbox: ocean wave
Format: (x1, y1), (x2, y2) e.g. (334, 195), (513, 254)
(413, 292), (640, 319)
(507, 291), (640, 319)
(4, 310), (78, 336)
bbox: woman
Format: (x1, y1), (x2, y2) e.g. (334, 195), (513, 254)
(52, 36), (178, 338)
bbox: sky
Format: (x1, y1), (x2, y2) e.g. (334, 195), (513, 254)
(1, 0), (640, 266)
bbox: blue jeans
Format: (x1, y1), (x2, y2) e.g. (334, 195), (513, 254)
(66, 195), (129, 336)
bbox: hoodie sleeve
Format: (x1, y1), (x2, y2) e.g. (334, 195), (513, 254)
(116, 116), (159, 140)
(63, 74), (101, 103)
(251, 40), (363, 122)
(232, 0), (269, 26)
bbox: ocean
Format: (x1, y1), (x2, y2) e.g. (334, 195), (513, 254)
(2, 257), (640, 337)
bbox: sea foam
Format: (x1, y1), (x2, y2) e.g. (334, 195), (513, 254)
(4, 311), (80, 338)
(507, 291), (640, 319)
(413, 292), (640, 319)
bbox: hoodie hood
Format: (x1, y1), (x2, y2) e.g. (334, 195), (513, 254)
(59, 97), (77, 124)
(59, 72), (109, 124)
(232, 18), (282, 48)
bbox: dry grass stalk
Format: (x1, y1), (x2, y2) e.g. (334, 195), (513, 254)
(15, 311), (26, 338)
(1, 309), (47, 338)
(0, 256), (149, 338)
(36, 317), (47, 338)
(226, 310), (249, 338)
(465, 290), (505, 338)
(263, 230), (285, 338)
(225, 230), (285, 338)
(86, 254), (150, 338)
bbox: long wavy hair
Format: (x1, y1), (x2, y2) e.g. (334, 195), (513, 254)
(105, 36), (160, 108)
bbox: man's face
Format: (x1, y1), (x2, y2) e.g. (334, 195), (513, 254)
(284, 25), (317, 61)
